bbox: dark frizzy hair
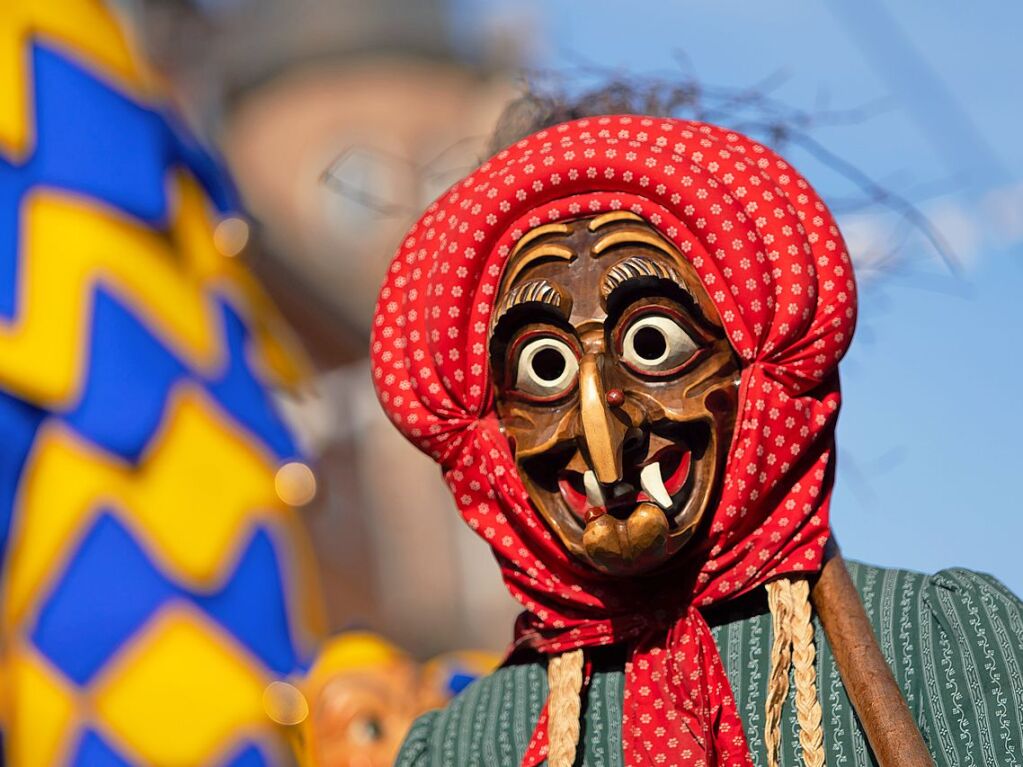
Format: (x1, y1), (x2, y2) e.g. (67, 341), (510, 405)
(486, 80), (700, 156)
(485, 77), (958, 275)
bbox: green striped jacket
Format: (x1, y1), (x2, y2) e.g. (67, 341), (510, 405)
(397, 562), (1023, 766)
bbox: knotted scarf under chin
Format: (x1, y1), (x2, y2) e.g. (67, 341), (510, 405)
(516, 604), (753, 767)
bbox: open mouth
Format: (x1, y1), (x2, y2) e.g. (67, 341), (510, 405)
(557, 444), (694, 527)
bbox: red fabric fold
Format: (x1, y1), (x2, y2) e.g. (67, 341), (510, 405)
(371, 116), (857, 766)
(518, 608), (751, 767)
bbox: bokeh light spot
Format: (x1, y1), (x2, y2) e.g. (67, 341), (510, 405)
(263, 681), (309, 726)
(274, 461), (317, 507)
(213, 216), (250, 257)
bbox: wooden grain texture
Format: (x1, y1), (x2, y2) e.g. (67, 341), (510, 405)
(811, 542), (935, 767)
(490, 216), (740, 577)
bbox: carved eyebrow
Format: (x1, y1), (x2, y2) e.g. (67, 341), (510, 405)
(503, 242), (574, 288)
(600, 256), (689, 303)
(502, 223), (574, 288)
(510, 223), (572, 258)
(587, 211), (645, 231)
(491, 278), (567, 332)
(592, 227), (678, 259)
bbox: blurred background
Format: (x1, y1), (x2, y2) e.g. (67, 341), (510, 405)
(117, 0), (1023, 655)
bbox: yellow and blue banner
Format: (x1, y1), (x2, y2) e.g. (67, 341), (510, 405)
(0, 1), (324, 764)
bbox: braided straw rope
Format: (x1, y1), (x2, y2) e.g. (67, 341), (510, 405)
(765, 577), (827, 767)
(790, 577), (826, 767)
(765, 579), (794, 767)
(547, 648), (584, 767)
(545, 583), (825, 767)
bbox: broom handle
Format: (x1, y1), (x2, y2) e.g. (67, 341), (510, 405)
(810, 540), (934, 766)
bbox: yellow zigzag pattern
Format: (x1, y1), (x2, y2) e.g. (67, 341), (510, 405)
(5, 640), (76, 767)
(1, 385), (323, 763)
(92, 606), (272, 765)
(0, 5), (319, 763)
(1, 385), (310, 629)
(2, 182), (222, 407)
(0, 0), (153, 160)
(0, 175), (305, 409)
(5, 609), (276, 766)
(0, 0), (304, 402)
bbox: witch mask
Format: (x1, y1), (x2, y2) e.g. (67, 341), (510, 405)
(489, 213), (740, 574)
(372, 116), (855, 766)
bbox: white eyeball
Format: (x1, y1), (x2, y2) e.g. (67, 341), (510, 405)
(621, 314), (698, 374)
(515, 336), (579, 397)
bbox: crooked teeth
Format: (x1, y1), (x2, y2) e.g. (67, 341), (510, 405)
(640, 462), (673, 510)
(583, 470), (606, 507)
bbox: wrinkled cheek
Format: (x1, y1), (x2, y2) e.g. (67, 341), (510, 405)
(703, 384), (739, 446)
(641, 392), (715, 426)
(704, 385), (736, 417)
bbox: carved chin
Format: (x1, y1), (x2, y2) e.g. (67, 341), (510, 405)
(581, 502), (670, 571)
(577, 462), (710, 574)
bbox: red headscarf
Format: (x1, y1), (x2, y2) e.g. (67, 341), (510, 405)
(371, 116), (856, 766)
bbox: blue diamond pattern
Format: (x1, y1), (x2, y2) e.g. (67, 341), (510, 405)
(195, 528), (298, 676)
(65, 291), (298, 463)
(2, 28), (310, 766)
(0, 43), (237, 320)
(68, 729), (133, 767)
(31, 512), (175, 685)
(32, 515), (301, 684)
(219, 743), (270, 767)
(0, 389), (44, 564)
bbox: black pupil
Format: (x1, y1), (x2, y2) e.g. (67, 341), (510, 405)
(633, 326), (667, 361)
(531, 347), (566, 382)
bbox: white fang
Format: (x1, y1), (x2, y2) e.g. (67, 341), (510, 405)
(583, 470), (605, 507)
(640, 462), (673, 510)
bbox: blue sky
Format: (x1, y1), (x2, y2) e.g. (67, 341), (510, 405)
(454, 0), (1023, 591)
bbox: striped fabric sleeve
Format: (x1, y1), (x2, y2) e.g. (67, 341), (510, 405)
(394, 663), (551, 766)
(919, 568), (1023, 766)
(396, 710), (439, 767)
(392, 564), (1023, 767)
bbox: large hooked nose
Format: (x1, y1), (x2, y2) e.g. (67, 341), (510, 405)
(578, 353), (627, 484)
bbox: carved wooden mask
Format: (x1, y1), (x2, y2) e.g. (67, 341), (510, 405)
(311, 660), (420, 767)
(490, 213), (741, 576)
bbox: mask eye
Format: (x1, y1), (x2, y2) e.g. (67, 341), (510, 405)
(513, 336), (579, 399)
(621, 313), (699, 375)
(348, 713), (385, 744)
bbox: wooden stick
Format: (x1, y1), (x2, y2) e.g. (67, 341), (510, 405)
(810, 541), (934, 767)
